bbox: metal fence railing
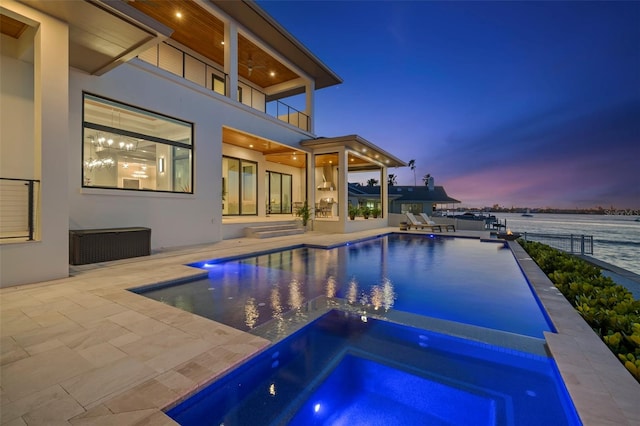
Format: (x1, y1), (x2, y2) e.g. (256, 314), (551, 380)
(0, 177), (40, 241)
(522, 232), (593, 255)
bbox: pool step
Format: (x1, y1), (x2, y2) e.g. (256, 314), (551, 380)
(244, 222), (304, 238)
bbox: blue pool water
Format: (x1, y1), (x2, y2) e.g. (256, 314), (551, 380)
(138, 234), (553, 338)
(167, 310), (580, 426)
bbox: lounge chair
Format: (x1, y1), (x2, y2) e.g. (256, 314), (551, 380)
(419, 212), (455, 232)
(405, 212), (441, 232)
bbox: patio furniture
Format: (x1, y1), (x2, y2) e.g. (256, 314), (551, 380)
(405, 212), (441, 232)
(419, 212), (455, 232)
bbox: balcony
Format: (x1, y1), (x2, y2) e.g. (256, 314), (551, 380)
(138, 42), (310, 132)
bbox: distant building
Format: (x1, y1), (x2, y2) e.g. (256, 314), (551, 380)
(349, 178), (460, 214)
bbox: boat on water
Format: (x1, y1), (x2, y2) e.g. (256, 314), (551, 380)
(521, 209), (534, 217)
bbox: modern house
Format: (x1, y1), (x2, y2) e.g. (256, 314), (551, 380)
(0, 0), (406, 287)
(348, 177), (460, 215)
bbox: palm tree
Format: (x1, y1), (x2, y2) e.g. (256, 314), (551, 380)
(366, 178), (379, 187)
(408, 159), (416, 186)
(422, 173), (431, 186)
(387, 174), (397, 186)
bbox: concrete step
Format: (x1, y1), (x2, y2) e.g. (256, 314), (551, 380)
(244, 222), (304, 238)
(250, 228), (305, 238)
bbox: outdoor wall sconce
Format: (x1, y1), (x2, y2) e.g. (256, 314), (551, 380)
(158, 157), (165, 174)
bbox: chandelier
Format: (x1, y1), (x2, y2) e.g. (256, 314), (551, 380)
(84, 156), (115, 171)
(88, 133), (138, 152)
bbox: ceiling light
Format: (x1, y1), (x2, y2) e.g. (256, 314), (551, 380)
(270, 71), (275, 77)
(249, 144), (254, 148)
(176, 12), (182, 18)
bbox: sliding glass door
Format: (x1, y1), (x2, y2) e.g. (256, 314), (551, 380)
(222, 156), (257, 215)
(266, 171), (292, 214)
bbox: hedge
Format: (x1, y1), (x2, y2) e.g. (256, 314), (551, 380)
(520, 240), (640, 383)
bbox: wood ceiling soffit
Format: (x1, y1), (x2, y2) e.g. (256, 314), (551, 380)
(0, 14), (29, 39)
(127, 1), (299, 89)
(127, 0), (225, 65)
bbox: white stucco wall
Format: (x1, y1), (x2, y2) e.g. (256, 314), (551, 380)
(68, 61), (311, 251)
(1, 3), (313, 287)
(1, 1), (69, 287)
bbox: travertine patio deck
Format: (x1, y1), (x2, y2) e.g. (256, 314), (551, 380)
(1, 229), (638, 425)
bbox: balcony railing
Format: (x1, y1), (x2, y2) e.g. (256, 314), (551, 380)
(266, 100), (309, 131)
(0, 177), (40, 242)
(138, 42), (310, 131)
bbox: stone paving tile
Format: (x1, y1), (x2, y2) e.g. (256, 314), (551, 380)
(77, 343), (127, 368)
(144, 339), (214, 374)
(153, 370), (196, 398)
(21, 392), (85, 426)
(23, 338), (65, 356)
(60, 357), (157, 408)
(2, 417), (28, 426)
(0, 337), (29, 366)
(0, 310), (42, 337)
(58, 321), (130, 352)
(131, 410), (178, 426)
(68, 408), (159, 426)
(0, 384), (70, 425)
(2, 346), (95, 402)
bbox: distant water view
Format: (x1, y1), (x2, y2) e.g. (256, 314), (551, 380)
(493, 213), (640, 275)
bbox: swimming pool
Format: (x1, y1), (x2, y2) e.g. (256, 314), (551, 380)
(166, 310), (580, 425)
(137, 234), (553, 339)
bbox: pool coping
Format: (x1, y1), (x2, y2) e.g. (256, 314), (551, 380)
(509, 241), (640, 425)
(1, 229), (638, 425)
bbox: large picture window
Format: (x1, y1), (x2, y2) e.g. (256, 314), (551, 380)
(223, 156), (257, 215)
(82, 93), (193, 193)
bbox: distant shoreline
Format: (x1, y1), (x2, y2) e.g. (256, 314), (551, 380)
(454, 208), (640, 216)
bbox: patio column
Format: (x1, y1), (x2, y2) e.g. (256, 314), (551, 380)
(305, 80), (314, 133)
(224, 21), (238, 101)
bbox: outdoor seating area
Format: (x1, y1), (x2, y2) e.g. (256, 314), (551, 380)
(404, 212), (442, 232)
(316, 198), (335, 217)
(420, 212), (456, 232)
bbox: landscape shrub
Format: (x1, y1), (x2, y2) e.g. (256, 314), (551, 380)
(520, 240), (640, 383)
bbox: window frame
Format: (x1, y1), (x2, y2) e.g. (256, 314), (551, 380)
(81, 92), (194, 194)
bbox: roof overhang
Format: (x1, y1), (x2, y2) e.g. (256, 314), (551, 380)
(212, 0), (342, 92)
(17, 0), (173, 75)
(301, 135), (407, 169)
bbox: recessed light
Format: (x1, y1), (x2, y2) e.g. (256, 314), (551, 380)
(176, 12), (183, 18)
(249, 144), (254, 148)
(270, 71), (275, 77)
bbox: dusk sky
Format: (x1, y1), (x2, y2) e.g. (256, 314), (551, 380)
(258, 1), (640, 209)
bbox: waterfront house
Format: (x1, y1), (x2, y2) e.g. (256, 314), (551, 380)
(347, 177), (460, 215)
(0, 0), (405, 287)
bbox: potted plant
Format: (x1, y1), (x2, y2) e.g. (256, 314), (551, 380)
(295, 201), (312, 228)
(361, 206), (371, 219)
(348, 204), (360, 220)
(371, 207), (381, 218)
